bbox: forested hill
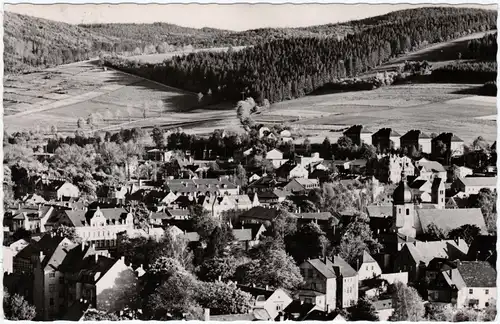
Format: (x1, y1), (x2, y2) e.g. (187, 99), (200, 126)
(4, 7), (496, 73)
(4, 11), (353, 73)
(105, 7), (497, 104)
(3, 12), (124, 73)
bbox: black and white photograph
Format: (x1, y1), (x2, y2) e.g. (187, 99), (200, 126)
(2, 2), (498, 321)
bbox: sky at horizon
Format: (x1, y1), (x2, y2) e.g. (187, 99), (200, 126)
(4, 3), (497, 31)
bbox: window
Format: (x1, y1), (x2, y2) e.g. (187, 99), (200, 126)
(312, 283), (316, 290)
(406, 208), (410, 215)
(49, 284), (56, 292)
(485, 289), (489, 295)
(307, 269), (313, 278)
(59, 277), (64, 284)
(469, 289), (473, 294)
(304, 298), (312, 304)
(371, 265), (374, 271)
(49, 272), (56, 278)
(50, 298), (54, 306)
(276, 305), (282, 311)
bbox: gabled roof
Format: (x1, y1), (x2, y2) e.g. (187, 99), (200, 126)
(306, 258), (337, 279)
(237, 285), (278, 300)
(332, 255), (357, 277)
(294, 212), (335, 222)
(403, 240), (468, 266)
(359, 251), (377, 264)
(459, 176), (497, 187)
(366, 205), (392, 218)
(456, 261), (496, 287)
(401, 129), (431, 141)
(418, 160), (446, 173)
(75, 255), (118, 283)
(344, 125), (372, 135)
(416, 208), (487, 234)
(239, 206), (282, 221)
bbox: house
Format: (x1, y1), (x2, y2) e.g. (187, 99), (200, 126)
(164, 178), (239, 197)
(432, 133), (465, 157)
(4, 239), (30, 274)
(453, 176), (497, 195)
(294, 211), (338, 230)
(284, 178), (320, 194)
(233, 223), (266, 249)
(64, 254), (138, 317)
(257, 189), (289, 205)
(415, 158), (447, 182)
(238, 206), (285, 224)
(453, 166), (473, 180)
(276, 161), (309, 180)
(13, 234), (78, 319)
(295, 152), (324, 168)
(354, 251), (382, 281)
(44, 207), (134, 250)
(393, 239), (469, 282)
(298, 258), (337, 311)
(266, 148), (284, 160)
(146, 148), (173, 162)
(377, 155), (415, 183)
(372, 298), (394, 321)
(331, 256), (359, 308)
(22, 194), (47, 205)
(238, 285), (293, 319)
(42, 180), (80, 201)
(96, 186), (128, 205)
(428, 261), (496, 309)
(4, 205), (55, 233)
(282, 300), (323, 321)
(249, 173), (262, 183)
(400, 130), (432, 154)
(343, 125), (373, 146)
(372, 128), (401, 152)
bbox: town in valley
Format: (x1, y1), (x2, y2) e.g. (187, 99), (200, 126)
(2, 3), (498, 322)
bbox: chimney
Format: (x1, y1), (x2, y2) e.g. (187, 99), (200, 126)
(39, 251), (44, 261)
(252, 283), (256, 288)
(95, 254), (99, 262)
(204, 309), (210, 321)
(265, 285), (269, 291)
(81, 243), (85, 252)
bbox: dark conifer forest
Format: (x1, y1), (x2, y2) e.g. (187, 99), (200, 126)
(105, 7), (497, 104)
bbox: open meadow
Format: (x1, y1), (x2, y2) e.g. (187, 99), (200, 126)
(257, 83), (497, 145)
(3, 60), (241, 136)
(4, 58), (496, 147)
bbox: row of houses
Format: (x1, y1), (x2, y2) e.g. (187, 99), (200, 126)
(343, 125), (467, 156)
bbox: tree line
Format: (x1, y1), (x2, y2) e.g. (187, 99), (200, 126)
(105, 8), (496, 105)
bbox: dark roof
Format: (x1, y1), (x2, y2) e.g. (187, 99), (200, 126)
(409, 179), (428, 189)
(283, 300), (316, 318)
(239, 206), (282, 221)
(75, 255), (117, 283)
(332, 255), (357, 277)
(306, 258), (336, 279)
(456, 261), (496, 287)
(433, 132), (463, 144)
(15, 234), (66, 263)
(294, 212), (335, 222)
(58, 243), (96, 272)
(234, 223), (266, 240)
(373, 128), (401, 138)
(401, 129), (431, 141)
(344, 125), (372, 135)
(238, 285), (275, 300)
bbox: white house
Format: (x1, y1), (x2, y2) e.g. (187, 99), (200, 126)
(454, 177), (497, 195)
(354, 251), (382, 281)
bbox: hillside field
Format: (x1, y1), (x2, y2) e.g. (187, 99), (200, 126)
(4, 59), (496, 147)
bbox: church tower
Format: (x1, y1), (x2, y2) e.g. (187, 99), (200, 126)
(391, 178), (417, 238)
